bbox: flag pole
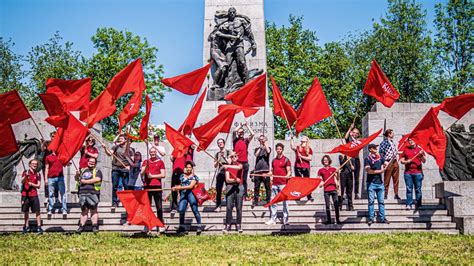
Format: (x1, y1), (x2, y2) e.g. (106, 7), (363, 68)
(330, 115), (345, 145)
(351, 93), (364, 127)
(180, 87), (203, 134)
(89, 133), (129, 169)
(29, 116), (45, 140)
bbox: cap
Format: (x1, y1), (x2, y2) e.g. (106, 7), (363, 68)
(367, 143), (379, 150)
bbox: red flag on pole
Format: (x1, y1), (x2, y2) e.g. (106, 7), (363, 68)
(0, 120), (19, 158)
(45, 78), (91, 112)
(217, 103), (258, 118)
(117, 190), (165, 229)
(165, 123), (195, 158)
(192, 110), (236, 151)
(264, 177), (322, 207)
(295, 76), (332, 135)
(270, 76), (297, 127)
(328, 128), (383, 158)
(127, 95), (152, 141)
(118, 88), (144, 132)
(39, 93), (66, 116)
(0, 90), (31, 124)
(363, 60), (400, 108)
(224, 73), (266, 107)
(179, 88), (207, 136)
(434, 93), (474, 120)
(161, 64), (211, 95)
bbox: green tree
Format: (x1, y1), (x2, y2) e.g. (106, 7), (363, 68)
(0, 38), (27, 97)
(432, 0), (473, 100)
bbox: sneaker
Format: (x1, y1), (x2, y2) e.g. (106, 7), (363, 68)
(367, 219), (375, 225)
(394, 194), (401, 200)
(111, 203), (117, 211)
(237, 224), (243, 233)
(43, 198), (48, 207)
(355, 194), (360, 199)
(215, 206), (221, 213)
(142, 226), (149, 233)
(176, 226), (185, 234)
(251, 200), (257, 208)
(36, 227), (43, 235)
(170, 209), (177, 215)
(196, 225), (202, 234)
(76, 225), (84, 234)
(22, 226), (29, 234)
(265, 219), (276, 225)
(159, 227), (166, 233)
(348, 206), (354, 211)
(222, 225), (229, 234)
(47, 211), (52, 216)
(405, 205), (412, 210)
(336, 220), (342, 225)
(380, 219), (390, 224)
(62, 210), (68, 216)
(92, 225), (99, 233)
(283, 221), (290, 226)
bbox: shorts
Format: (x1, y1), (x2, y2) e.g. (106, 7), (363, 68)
(21, 196), (41, 213)
(79, 194), (100, 211)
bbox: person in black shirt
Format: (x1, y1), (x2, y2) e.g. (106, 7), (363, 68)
(345, 124), (361, 199)
(364, 144), (389, 225)
(338, 155), (354, 211)
(252, 135), (271, 206)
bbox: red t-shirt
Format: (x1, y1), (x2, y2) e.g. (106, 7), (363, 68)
(402, 146), (424, 174)
(272, 156), (291, 185)
(45, 153), (64, 177)
(226, 162), (243, 185)
(295, 146), (312, 169)
(233, 137), (250, 163)
(318, 166), (337, 192)
(79, 146), (99, 168)
(172, 150), (194, 172)
(143, 158), (165, 187)
(21, 170), (40, 197)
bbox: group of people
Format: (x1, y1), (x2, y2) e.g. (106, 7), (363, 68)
(19, 122), (427, 234)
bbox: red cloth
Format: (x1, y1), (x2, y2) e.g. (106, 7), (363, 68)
(226, 162), (243, 185)
(142, 158), (165, 187)
(0, 120), (19, 158)
(127, 95), (152, 140)
(45, 78), (91, 112)
(172, 150), (193, 172)
(295, 146), (312, 169)
(233, 137), (250, 163)
(192, 183), (210, 205)
(318, 167), (337, 192)
(0, 90), (31, 124)
(39, 93), (66, 116)
(401, 146), (424, 174)
(161, 63), (210, 95)
(328, 128), (383, 158)
(264, 177), (322, 207)
(217, 104), (258, 118)
(404, 107), (446, 169)
(224, 73), (266, 107)
(165, 123), (194, 158)
(363, 60), (400, 108)
(179, 88), (207, 136)
(272, 155), (291, 185)
(434, 93), (474, 120)
(295, 76), (332, 135)
(21, 170), (40, 197)
(45, 153), (64, 177)
(270, 76), (297, 127)
(193, 110), (236, 151)
(79, 146), (99, 169)
(118, 87), (144, 132)
(117, 190), (165, 228)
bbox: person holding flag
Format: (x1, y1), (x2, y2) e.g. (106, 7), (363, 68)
(20, 159), (43, 234)
(379, 129), (401, 200)
(400, 138), (426, 210)
(142, 147), (166, 233)
(223, 152), (244, 234)
(214, 138), (231, 212)
(338, 155), (354, 211)
(232, 122), (255, 197)
(170, 145), (194, 214)
(290, 136), (313, 201)
(79, 137), (99, 169)
(318, 155), (341, 225)
(345, 124), (362, 199)
(44, 149), (67, 216)
(252, 135), (272, 207)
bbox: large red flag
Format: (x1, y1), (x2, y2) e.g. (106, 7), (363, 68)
(328, 128), (383, 158)
(192, 110), (236, 151)
(217, 103), (258, 118)
(270, 76), (297, 127)
(404, 107), (447, 169)
(165, 123), (195, 158)
(434, 93), (474, 120)
(264, 177), (322, 207)
(117, 190), (165, 229)
(224, 73), (266, 107)
(45, 78), (91, 112)
(0, 120), (19, 158)
(295, 76), (332, 135)
(39, 93), (66, 116)
(161, 64), (211, 95)
(127, 95), (152, 141)
(0, 90), (31, 124)
(118, 88), (144, 132)
(179, 88), (207, 136)
(363, 60), (400, 108)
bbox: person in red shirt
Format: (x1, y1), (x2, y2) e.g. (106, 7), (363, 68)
(45, 151), (67, 215)
(79, 137), (99, 169)
(266, 143), (291, 226)
(141, 147), (166, 233)
(170, 145), (195, 213)
(232, 122), (255, 197)
(291, 135), (313, 201)
(21, 159), (43, 234)
(222, 152), (244, 233)
(400, 138), (426, 210)
(318, 155), (341, 224)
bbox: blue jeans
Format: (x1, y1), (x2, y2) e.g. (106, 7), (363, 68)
(404, 173), (423, 207)
(367, 182), (385, 221)
(270, 184), (288, 223)
(112, 170), (129, 204)
(48, 176), (67, 212)
(178, 190), (201, 227)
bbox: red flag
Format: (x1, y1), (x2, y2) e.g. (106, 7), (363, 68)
(224, 73), (266, 107)
(435, 93), (474, 119)
(270, 76), (297, 127)
(179, 88), (207, 136)
(0, 90), (31, 124)
(192, 110), (236, 151)
(117, 190), (165, 228)
(264, 177), (322, 207)
(363, 60), (400, 108)
(0, 120), (19, 158)
(127, 95), (152, 141)
(328, 128), (383, 158)
(39, 93), (66, 116)
(161, 64), (211, 95)
(165, 123), (195, 158)
(404, 107), (447, 169)
(48, 113), (89, 165)
(45, 78), (91, 112)
(295, 76), (332, 135)
(118, 88), (144, 132)
(217, 103), (258, 118)
(80, 59), (145, 127)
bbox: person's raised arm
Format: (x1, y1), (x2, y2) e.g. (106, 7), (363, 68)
(245, 122), (255, 141)
(85, 148), (99, 159)
(344, 123), (354, 140)
(290, 137), (297, 151)
(223, 164), (243, 170)
(102, 143), (114, 157)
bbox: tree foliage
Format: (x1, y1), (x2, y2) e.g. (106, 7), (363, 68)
(0, 38), (27, 97)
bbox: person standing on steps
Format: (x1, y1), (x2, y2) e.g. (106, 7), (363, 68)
(214, 138), (231, 212)
(318, 155), (341, 225)
(170, 145), (194, 214)
(21, 159), (43, 234)
(379, 129), (401, 200)
(232, 122), (254, 197)
(252, 135), (271, 207)
(142, 147), (166, 233)
(345, 123), (362, 199)
(291, 135), (313, 201)
(365, 143), (390, 225)
(338, 154), (354, 211)
(400, 138), (426, 211)
(45, 149), (67, 216)
(222, 152), (244, 234)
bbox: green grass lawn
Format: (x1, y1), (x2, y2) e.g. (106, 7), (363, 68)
(0, 232), (472, 264)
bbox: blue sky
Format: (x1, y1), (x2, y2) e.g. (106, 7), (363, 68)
(1, 0), (443, 127)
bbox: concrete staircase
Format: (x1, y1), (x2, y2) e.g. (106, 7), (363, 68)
(0, 198), (458, 235)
